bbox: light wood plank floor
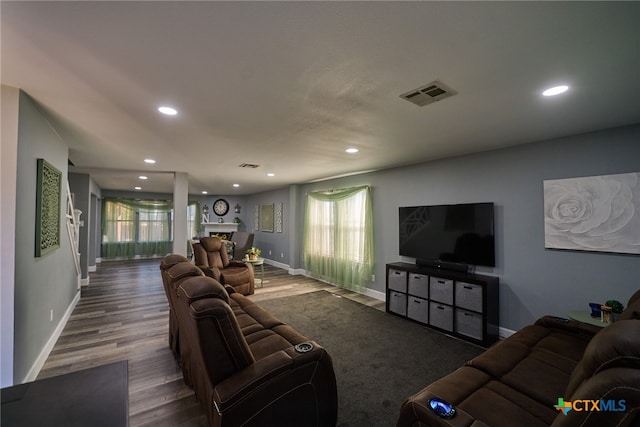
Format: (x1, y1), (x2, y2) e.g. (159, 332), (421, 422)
(38, 258), (384, 426)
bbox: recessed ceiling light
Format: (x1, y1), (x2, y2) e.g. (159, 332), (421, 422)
(346, 148), (359, 154)
(542, 85), (569, 97)
(267, 173), (275, 177)
(134, 186), (142, 190)
(201, 191), (208, 194)
(158, 106), (177, 115)
(139, 175), (148, 180)
(144, 158), (156, 164)
(233, 183), (240, 188)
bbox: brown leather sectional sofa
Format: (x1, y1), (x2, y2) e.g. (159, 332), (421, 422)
(160, 255), (338, 427)
(397, 289), (640, 427)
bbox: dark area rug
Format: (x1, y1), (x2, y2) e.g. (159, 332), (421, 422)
(258, 290), (484, 427)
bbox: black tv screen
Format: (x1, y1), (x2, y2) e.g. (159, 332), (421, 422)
(399, 203), (495, 267)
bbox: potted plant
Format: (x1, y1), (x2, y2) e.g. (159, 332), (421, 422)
(601, 300), (624, 323)
(604, 299), (624, 322)
(246, 247), (261, 260)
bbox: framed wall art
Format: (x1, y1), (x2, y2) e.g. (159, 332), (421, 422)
(35, 158), (62, 257)
(260, 204), (274, 232)
(543, 172), (640, 255)
(254, 205), (260, 230)
(276, 202), (283, 233)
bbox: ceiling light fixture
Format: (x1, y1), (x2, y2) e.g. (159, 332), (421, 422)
(542, 85), (569, 97)
(202, 191), (208, 194)
(139, 175), (148, 180)
(134, 186), (142, 190)
(346, 148), (359, 154)
(267, 173), (275, 177)
(144, 158), (156, 164)
(158, 106), (177, 115)
(233, 184), (240, 188)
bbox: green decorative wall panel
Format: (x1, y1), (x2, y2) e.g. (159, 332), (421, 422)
(35, 158), (61, 257)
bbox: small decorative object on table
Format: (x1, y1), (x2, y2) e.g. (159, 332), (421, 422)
(588, 302), (602, 318)
(600, 304), (613, 324)
(246, 247), (261, 261)
(603, 299), (624, 323)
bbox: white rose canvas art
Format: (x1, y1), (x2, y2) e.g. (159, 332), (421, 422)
(543, 172), (640, 255)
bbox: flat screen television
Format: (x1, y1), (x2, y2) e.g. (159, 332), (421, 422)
(399, 202), (495, 267)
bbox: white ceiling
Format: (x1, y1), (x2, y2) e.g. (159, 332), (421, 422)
(3, 1), (640, 195)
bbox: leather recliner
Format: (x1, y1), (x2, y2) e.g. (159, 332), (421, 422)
(175, 275), (338, 427)
(192, 236), (255, 295)
(160, 259), (204, 367)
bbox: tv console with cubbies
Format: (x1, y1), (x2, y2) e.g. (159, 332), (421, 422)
(386, 262), (499, 347)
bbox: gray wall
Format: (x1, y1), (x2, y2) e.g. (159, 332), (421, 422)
(1, 85), (20, 386)
(14, 92), (79, 382)
(286, 124), (640, 331)
(246, 187), (291, 265)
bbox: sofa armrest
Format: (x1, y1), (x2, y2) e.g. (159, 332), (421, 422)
(212, 342), (337, 426)
(227, 260), (251, 269)
(534, 315), (601, 339)
(200, 266), (222, 281)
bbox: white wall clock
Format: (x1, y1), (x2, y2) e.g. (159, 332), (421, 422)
(213, 198), (229, 216)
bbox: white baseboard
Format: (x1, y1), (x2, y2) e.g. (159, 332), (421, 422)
(88, 265), (97, 272)
(262, 258), (289, 270)
(498, 326), (516, 340)
(363, 287), (385, 301)
(95, 257), (102, 264)
(23, 290), (81, 383)
(81, 277), (90, 287)
(290, 268), (386, 301)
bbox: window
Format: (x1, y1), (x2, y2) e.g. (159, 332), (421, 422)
(139, 209), (171, 242)
(102, 201), (135, 243)
(101, 199), (173, 259)
(303, 186), (374, 290)
(187, 202), (200, 240)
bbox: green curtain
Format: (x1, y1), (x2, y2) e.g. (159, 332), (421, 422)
(101, 199), (136, 259)
(303, 185), (374, 291)
(101, 198), (173, 260)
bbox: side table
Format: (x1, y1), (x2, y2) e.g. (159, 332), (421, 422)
(567, 310), (608, 328)
(243, 257), (265, 288)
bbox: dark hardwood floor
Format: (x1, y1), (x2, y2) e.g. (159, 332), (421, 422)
(38, 258), (384, 426)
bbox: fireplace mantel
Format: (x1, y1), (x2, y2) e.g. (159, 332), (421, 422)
(202, 222), (239, 236)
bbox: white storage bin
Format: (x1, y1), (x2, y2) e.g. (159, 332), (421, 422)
(456, 309), (483, 340)
(388, 269), (407, 292)
(455, 282), (483, 312)
(407, 296), (429, 324)
(389, 291), (407, 316)
(429, 301), (453, 332)
(408, 274), (429, 299)
(429, 277), (453, 304)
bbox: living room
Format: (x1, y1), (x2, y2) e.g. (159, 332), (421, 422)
(2, 2), (640, 426)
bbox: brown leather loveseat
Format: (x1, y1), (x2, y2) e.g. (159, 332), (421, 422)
(397, 289), (640, 427)
(161, 256), (338, 427)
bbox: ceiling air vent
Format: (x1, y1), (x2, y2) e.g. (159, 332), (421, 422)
(400, 81), (457, 107)
(238, 163), (260, 168)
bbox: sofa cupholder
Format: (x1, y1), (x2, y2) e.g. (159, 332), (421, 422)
(429, 398), (456, 419)
(295, 342), (314, 353)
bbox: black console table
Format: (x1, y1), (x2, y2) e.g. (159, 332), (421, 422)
(1, 361), (129, 427)
(386, 262), (499, 347)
